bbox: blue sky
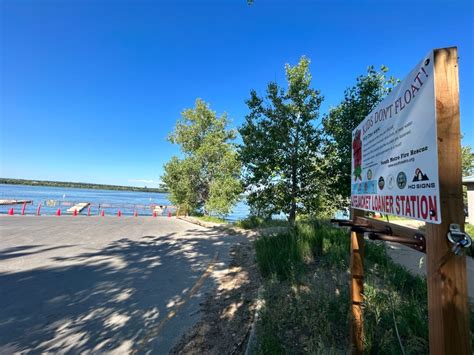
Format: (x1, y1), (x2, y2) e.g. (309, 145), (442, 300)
(1, 0), (473, 187)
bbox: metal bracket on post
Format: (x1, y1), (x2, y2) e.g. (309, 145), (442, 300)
(447, 223), (472, 256)
(331, 218), (426, 252)
(367, 231), (426, 253)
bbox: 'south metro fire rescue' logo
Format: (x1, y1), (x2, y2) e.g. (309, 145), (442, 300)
(352, 129), (362, 181)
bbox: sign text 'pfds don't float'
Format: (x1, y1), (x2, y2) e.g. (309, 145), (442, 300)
(351, 51), (441, 223)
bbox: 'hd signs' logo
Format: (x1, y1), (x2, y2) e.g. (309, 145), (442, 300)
(408, 168), (435, 189)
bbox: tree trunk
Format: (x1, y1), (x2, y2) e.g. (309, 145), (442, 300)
(289, 140), (298, 225)
(289, 201), (296, 225)
(289, 156), (297, 225)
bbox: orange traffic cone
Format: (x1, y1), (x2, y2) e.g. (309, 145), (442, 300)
(36, 204), (41, 216)
(153, 210), (157, 217)
(117, 210), (122, 217)
(21, 202), (27, 215)
(168, 211), (171, 218)
(101, 210), (105, 217)
(56, 208), (61, 216)
(8, 208), (14, 215)
(73, 209), (78, 216)
(134, 210), (138, 217)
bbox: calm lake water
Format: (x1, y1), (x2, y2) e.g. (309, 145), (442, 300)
(0, 184), (250, 220)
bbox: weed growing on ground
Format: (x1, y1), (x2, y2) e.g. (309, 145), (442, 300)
(254, 233), (305, 281)
(253, 220), (457, 354)
(363, 242), (428, 353)
(234, 216), (290, 230)
(193, 215), (227, 224)
(254, 220), (349, 281)
(257, 275), (349, 354)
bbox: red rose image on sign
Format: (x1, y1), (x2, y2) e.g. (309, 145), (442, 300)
(352, 129), (362, 181)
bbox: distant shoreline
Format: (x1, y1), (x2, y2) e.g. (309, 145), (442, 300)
(0, 178), (168, 193)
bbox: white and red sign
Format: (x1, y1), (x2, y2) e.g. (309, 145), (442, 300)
(351, 51), (441, 223)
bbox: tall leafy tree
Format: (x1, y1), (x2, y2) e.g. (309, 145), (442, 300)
(322, 66), (397, 208)
(461, 144), (474, 177)
(162, 99), (242, 216)
(239, 57), (323, 224)
(461, 143), (473, 207)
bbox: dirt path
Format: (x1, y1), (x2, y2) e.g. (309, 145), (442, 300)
(171, 239), (260, 354)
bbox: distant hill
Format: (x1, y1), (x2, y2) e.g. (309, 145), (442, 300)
(0, 178), (168, 193)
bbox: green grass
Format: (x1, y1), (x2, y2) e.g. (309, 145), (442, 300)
(466, 223), (474, 235)
(363, 242), (429, 353)
(193, 215), (227, 224)
(254, 233), (309, 282)
(234, 216), (290, 229)
(253, 220), (474, 354)
(254, 220), (347, 281)
(257, 275), (349, 354)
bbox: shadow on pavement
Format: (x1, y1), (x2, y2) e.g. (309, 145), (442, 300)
(0, 245), (75, 261)
(0, 228), (244, 353)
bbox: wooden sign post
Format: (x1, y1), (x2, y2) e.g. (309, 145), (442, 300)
(425, 47), (471, 355)
(350, 208), (365, 354)
(345, 47), (470, 354)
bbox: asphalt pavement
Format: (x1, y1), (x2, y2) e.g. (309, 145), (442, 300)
(0, 216), (244, 354)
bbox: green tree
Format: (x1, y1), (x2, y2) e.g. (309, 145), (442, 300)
(239, 56), (324, 224)
(322, 66), (397, 208)
(162, 99), (242, 216)
(461, 143), (473, 207)
(461, 144), (474, 177)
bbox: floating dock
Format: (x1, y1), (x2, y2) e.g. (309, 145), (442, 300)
(66, 202), (90, 213)
(0, 199), (33, 205)
(152, 205), (165, 215)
